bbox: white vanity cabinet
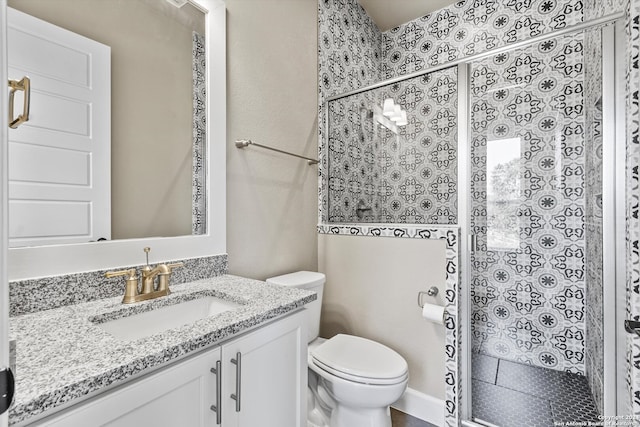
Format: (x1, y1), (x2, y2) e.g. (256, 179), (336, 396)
(221, 310), (306, 427)
(33, 346), (221, 427)
(32, 310), (306, 427)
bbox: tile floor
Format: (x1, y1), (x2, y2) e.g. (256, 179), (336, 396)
(472, 353), (600, 427)
(391, 408), (437, 427)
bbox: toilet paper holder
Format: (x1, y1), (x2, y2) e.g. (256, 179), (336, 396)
(417, 287), (439, 308)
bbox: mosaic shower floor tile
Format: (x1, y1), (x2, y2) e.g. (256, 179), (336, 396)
(472, 354), (600, 426)
(496, 359), (567, 397)
(473, 379), (555, 427)
(472, 353), (499, 384)
(497, 359), (600, 423)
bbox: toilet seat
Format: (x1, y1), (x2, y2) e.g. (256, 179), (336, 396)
(311, 334), (408, 385)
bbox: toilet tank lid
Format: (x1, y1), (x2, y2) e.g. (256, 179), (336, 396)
(265, 271), (325, 289)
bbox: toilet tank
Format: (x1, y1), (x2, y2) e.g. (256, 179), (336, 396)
(266, 271), (325, 343)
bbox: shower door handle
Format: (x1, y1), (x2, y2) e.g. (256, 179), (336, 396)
(469, 234), (477, 254)
(625, 320), (640, 337)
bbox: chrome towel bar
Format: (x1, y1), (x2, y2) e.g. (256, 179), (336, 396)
(235, 139), (318, 165)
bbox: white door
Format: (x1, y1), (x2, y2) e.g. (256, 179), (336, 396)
(7, 7), (110, 247)
(0, 2), (10, 426)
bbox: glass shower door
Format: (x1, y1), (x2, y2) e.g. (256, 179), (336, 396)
(468, 30), (602, 425)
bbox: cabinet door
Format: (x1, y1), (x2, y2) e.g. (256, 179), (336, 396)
(221, 310), (307, 427)
(34, 347), (222, 427)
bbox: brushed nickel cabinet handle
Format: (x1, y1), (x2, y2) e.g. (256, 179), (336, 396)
(210, 360), (222, 424)
(230, 352), (241, 412)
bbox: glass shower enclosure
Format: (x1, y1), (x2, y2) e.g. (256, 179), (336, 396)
(324, 18), (623, 427)
(465, 26), (611, 426)
(326, 67), (458, 225)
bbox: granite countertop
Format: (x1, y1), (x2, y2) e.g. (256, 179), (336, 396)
(8, 274), (316, 425)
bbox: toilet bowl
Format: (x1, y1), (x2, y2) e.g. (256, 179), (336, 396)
(266, 272), (408, 427)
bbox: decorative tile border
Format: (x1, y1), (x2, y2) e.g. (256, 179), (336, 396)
(192, 31), (207, 235)
(583, 23), (605, 414)
(9, 254), (228, 317)
(623, 0), (640, 418)
(318, 224), (461, 426)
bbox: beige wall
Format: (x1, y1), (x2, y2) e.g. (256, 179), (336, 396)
(318, 234), (447, 400)
(226, 0), (319, 279)
(8, 0), (202, 240)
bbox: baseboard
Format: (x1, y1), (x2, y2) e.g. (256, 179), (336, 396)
(392, 387), (445, 427)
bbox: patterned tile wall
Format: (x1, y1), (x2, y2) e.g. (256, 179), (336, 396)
(584, 0), (628, 19)
(382, 0), (585, 78)
(323, 0), (586, 227)
(618, 0), (640, 419)
(468, 33), (588, 374)
(628, 0), (640, 418)
(327, 67), (458, 223)
(583, 26), (605, 415)
(326, 89), (378, 223)
(318, 0), (382, 225)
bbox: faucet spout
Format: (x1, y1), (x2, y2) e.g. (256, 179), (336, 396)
(142, 263), (182, 295)
(141, 265), (162, 294)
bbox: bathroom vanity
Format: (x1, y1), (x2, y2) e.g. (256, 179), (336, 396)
(8, 275), (315, 427)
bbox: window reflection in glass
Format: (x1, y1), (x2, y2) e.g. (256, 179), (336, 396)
(487, 137), (521, 250)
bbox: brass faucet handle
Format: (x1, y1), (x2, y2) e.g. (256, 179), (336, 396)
(105, 268), (140, 304)
(156, 262), (184, 293)
(105, 268), (137, 279)
(166, 262), (184, 271)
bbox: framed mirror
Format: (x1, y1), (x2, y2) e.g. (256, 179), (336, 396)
(7, 0), (208, 247)
(7, 0), (226, 280)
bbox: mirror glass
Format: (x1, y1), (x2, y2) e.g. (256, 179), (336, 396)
(6, 0), (206, 248)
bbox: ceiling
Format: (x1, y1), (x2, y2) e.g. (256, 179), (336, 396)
(356, 0), (459, 31)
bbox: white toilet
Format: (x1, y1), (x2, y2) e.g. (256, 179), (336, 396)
(266, 271), (408, 427)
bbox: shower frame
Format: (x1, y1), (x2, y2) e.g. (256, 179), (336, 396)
(321, 11), (627, 426)
(458, 18), (627, 424)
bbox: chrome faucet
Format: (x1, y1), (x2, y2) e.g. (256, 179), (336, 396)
(105, 247), (183, 304)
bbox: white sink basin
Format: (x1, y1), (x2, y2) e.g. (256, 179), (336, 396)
(95, 296), (241, 341)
